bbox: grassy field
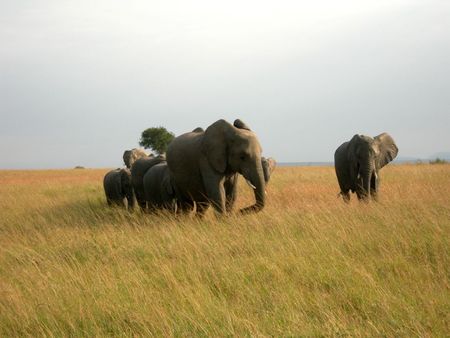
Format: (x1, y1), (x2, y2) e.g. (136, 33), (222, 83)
(0, 165), (449, 336)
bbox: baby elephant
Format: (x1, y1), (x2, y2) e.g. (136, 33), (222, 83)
(262, 157), (276, 184)
(103, 168), (135, 209)
(143, 162), (176, 212)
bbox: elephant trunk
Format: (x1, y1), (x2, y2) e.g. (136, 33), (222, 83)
(240, 161), (266, 214)
(360, 161), (374, 200)
(372, 171), (379, 201)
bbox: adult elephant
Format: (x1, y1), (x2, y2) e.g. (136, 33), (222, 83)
(143, 162), (176, 212)
(334, 133), (398, 202)
(123, 148), (150, 169)
(103, 168), (134, 209)
(166, 119), (266, 215)
(130, 155), (166, 209)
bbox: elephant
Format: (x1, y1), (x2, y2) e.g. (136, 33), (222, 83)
(143, 162), (176, 212)
(103, 168), (135, 209)
(166, 118), (266, 215)
(262, 157), (276, 184)
(123, 148), (150, 169)
(130, 155), (166, 209)
(334, 133), (398, 202)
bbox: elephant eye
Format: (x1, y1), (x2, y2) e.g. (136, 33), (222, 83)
(240, 153), (247, 160)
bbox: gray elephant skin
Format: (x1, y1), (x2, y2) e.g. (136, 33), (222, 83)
(141, 126), (272, 215)
(143, 162), (176, 212)
(142, 156), (276, 215)
(334, 133), (398, 202)
(123, 148), (150, 169)
(131, 155), (166, 209)
(262, 157), (276, 184)
(224, 156), (277, 213)
(103, 168), (135, 209)
(140, 127), (206, 214)
(166, 119), (266, 215)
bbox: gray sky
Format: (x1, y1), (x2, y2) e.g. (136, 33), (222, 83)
(1, 0), (449, 168)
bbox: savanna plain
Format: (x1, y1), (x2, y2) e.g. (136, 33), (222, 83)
(0, 164), (449, 337)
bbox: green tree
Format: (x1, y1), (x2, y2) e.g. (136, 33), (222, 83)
(139, 127), (175, 155)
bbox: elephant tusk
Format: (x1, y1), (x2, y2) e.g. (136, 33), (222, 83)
(246, 180), (256, 189)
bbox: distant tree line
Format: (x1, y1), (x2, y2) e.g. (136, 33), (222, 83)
(429, 158), (448, 164)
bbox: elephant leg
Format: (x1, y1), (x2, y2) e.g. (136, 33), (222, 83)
(224, 174), (238, 213)
(341, 191), (350, 203)
(196, 202), (210, 217)
(204, 180), (226, 214)
(146, 202), (158, 214)
(356, 190), (365, 201)
(200, 170), (226, 214)
(177, 199), (194, 215)
(162, 199), (177, 213)
(127, 193), (136, 211)
(137, 200), (147, 210)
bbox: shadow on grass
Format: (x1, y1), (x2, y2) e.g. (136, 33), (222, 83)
(28, 195), (203, 232)
(13, 195), (156, 231)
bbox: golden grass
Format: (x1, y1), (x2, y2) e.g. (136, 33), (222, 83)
(0, 165), (449, 336)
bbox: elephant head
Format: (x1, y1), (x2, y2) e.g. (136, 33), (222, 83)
(202, 119), (265, 213)
(347, 133), (398, 199)
(123, 148), (150, 169)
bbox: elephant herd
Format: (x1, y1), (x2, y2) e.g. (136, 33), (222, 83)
(103, 118), (398, 216)
(103, 119), (277, 215)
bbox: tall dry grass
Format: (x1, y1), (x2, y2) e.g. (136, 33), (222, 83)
(0, 165), (449, 336)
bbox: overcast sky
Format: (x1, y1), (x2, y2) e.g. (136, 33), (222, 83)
(1, 0), (449, 168)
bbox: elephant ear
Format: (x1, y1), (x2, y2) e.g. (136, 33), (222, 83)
(201, 119), (231, 173)
(374, 133), (398, 168)
(233, 119), (251, 131)
(123, 150), (131, 168)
